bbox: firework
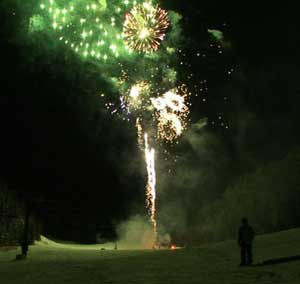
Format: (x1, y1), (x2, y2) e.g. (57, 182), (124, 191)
(123, 3), (169, 53)
(132, 84), (190, 243)
(36, 0), (188, 247)
(136, 118), (157, 241)
(152, 85), (190, 141)
(136, 117), (144, 148)
(125, 82), (190, 142)
(144, 133), (157, 237)
(128, 81), (151, 111)
(38, 0), (137, 61)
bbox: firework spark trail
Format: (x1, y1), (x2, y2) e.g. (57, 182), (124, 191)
(144, 132), (157, 240)
(136, 118), (157, 241)
(136, 117), (144, 149)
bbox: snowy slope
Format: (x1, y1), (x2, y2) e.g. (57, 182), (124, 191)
(1, 228), (300, 284)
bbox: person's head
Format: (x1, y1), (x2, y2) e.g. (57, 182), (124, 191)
(241, 217), (248, 225)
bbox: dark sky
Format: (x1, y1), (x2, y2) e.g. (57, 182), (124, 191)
(0, 1), (299, 242)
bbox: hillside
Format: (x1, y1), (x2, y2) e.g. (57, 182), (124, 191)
(1, 228), (300, 284)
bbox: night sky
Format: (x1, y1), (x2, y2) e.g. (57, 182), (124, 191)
(0, 1), (299, 242)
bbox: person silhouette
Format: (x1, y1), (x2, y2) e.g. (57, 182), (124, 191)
(238, 217), (255, 266)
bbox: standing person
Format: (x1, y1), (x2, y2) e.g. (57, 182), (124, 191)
(238, 217), (255, 266)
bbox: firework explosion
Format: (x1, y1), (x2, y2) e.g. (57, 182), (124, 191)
(123, 3), (169, 53)
(125, 82), (190, 142)
(37, 0), (169, 61)
(37, 0), (137, 61)
(126, 82), (190, 143)
(128, 81), (151, 111)
(152, 85), (190, 141)
(36, 0), (189, 246)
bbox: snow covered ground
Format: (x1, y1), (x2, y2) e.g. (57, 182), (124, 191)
(1, 229), (300, 284)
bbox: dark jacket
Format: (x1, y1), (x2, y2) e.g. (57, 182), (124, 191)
(238, 224), (254, 245)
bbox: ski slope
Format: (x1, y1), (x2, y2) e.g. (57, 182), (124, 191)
(1, 229), (300, 284)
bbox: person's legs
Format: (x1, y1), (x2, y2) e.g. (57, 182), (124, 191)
(246, 244), (253, 265)
(240, 245), (246, 265)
